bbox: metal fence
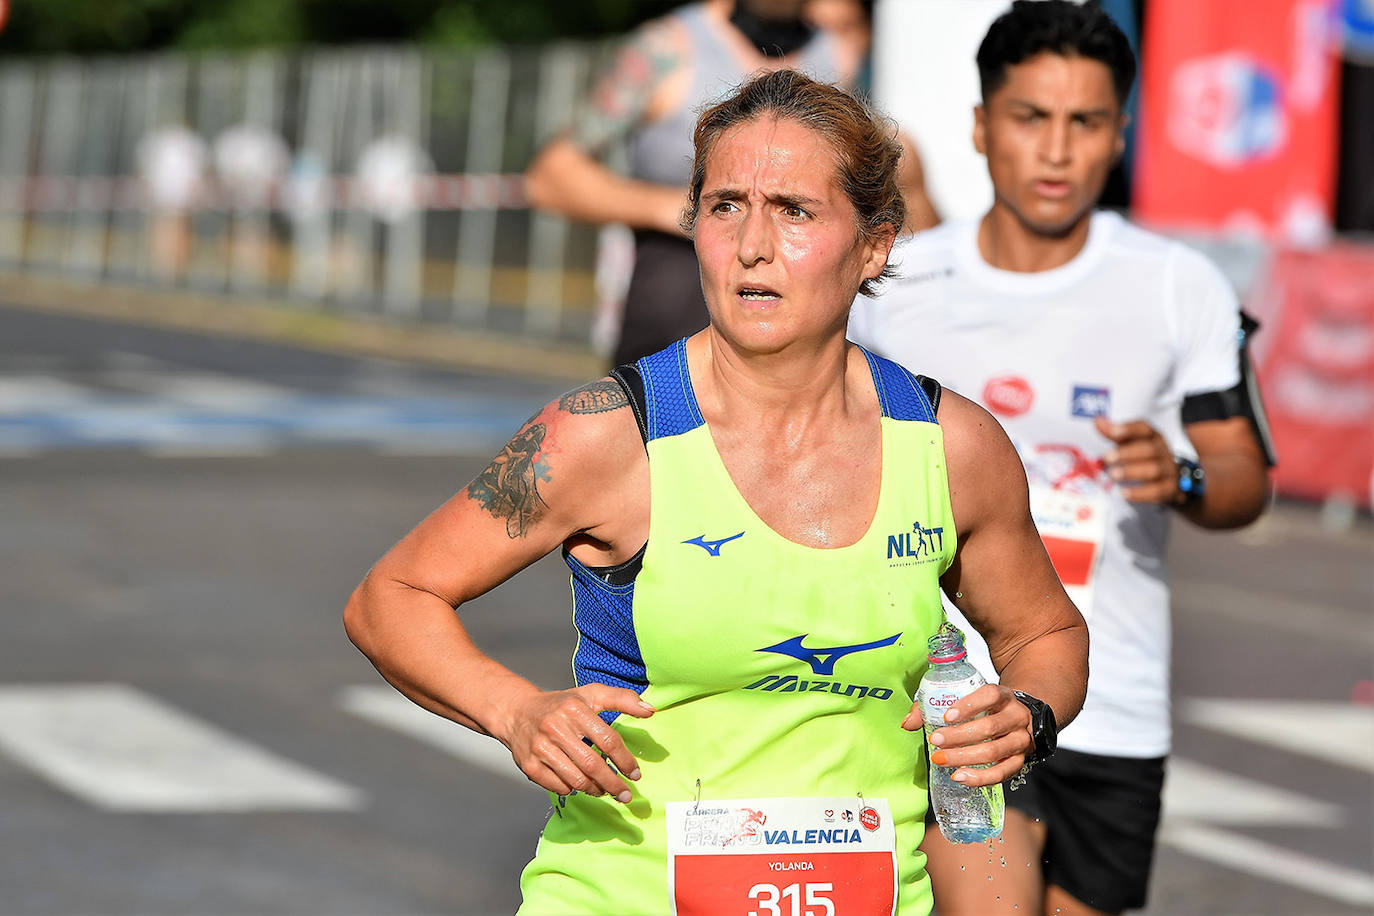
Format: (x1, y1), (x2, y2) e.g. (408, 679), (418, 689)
(0, 43), (615, 345)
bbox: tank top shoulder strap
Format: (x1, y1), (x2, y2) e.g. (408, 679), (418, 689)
(616, 342), (935, 433)
(860, 347), (942, 422)
(614, 337), (705, 442)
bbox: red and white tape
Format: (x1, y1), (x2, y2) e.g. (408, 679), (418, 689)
(0, 173), (529, 213)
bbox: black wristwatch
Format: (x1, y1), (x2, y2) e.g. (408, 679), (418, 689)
(1012, 690), (1058, 765)
(1174, 456), (1207, 507)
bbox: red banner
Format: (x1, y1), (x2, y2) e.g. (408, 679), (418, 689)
(1135, 0), (1342, 239)
(1249, 244), (1374, 507)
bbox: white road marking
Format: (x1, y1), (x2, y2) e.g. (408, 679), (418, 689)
(0, 684), (363, 811)
(1158, 821), (1374, 908)
(338, 685), (521, 782)
(1162, 757), (1342, 826)
(1181, 698), (1374, 774)
(0, 376), (92, 411)
(100, 370), (295, 410)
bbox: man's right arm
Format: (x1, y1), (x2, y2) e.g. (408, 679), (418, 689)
(524, 20), (690, 235)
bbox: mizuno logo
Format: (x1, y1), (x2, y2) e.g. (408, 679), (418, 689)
(683, 532), (745, 556)
(756, 633), (902, 675)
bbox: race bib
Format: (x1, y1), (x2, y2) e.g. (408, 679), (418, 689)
(1029, 485), (1109, 621)
(667, 796), (898, 916)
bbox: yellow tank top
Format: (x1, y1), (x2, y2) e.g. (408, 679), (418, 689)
(519, 339), (955, 915)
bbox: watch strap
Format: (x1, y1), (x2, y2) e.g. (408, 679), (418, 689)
(1011, 690), (1058, 765)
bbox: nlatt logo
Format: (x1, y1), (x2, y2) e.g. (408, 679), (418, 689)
(887, 521), (944, 562)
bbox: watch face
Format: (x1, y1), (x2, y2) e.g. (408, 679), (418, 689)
(1177, 459), (1206, 500)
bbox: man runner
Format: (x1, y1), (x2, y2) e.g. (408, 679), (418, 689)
(849, 3), (1273, 914)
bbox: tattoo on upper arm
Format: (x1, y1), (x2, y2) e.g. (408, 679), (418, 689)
(559, 380), (628, 414)
(467, 424), (552, 539)
(569, 23), (682, 153)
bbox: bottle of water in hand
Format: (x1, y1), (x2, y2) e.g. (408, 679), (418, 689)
(916, 621), (1005, 844)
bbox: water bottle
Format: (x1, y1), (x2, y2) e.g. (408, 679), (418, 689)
(916, 621), (1005, 843)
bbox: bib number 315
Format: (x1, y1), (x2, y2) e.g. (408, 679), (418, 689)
(667, 796), (897, 915)
(748, 881), (835, 916)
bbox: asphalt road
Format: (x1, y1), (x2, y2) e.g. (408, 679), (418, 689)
(1, 304), (1370, 915)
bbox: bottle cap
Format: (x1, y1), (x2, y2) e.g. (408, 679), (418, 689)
(926, 621), (968, 663)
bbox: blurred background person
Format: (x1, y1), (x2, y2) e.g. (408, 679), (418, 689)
(850, 3), (1274, 914)
(136, 121), (207, 282)
(213, 121), (290, 289)
(213, 122), (289, 212)
(524, 0), (938, 367)
(804, 0), (874, 90)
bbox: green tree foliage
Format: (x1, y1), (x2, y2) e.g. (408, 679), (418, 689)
(0, 0), (689, 54)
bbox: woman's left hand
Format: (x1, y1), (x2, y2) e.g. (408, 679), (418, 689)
(901, 683), (1033, 786)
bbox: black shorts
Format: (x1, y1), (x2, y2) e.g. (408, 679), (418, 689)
(1007, 748), (1167, 912)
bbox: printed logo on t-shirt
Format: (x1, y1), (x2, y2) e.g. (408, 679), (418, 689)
(1070, 385), (1111, 418)
(885, 520), (945, 567)
(756, 633), (902, 675)
(682, 531), (745, 556)
(743, 633), (901, 702)
(983, 376), (1034, 417)
(905, 266), (955, 285)
(1026, 443), (1110, 493)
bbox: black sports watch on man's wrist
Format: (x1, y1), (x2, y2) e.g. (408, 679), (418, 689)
(1011, 690), (1058, 765)
(1174, 456), (1207, 507)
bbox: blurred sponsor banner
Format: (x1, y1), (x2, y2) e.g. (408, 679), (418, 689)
(1249, 245), (1374, 506)
(1136, 0), (1342, 241)
(1345, 0), (1374, 60)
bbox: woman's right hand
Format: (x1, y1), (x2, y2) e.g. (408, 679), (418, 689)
(499, 684), (656, 803)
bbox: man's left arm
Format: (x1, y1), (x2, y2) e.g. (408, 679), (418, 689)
(1099, 245), (1273, 530)
(1097, 415), (1269, 530)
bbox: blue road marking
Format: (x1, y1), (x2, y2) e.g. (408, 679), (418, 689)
(0, 392), (541, 453)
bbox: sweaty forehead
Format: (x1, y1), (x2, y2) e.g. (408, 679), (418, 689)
(703, 116), (841, 192)
(994, 53), (1120, 112)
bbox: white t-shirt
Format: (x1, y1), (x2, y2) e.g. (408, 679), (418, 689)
(136, 126), (208, 211)
(849, 210), (1241, 758)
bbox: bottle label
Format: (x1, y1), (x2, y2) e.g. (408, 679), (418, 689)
(919, 673), (985, 726)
